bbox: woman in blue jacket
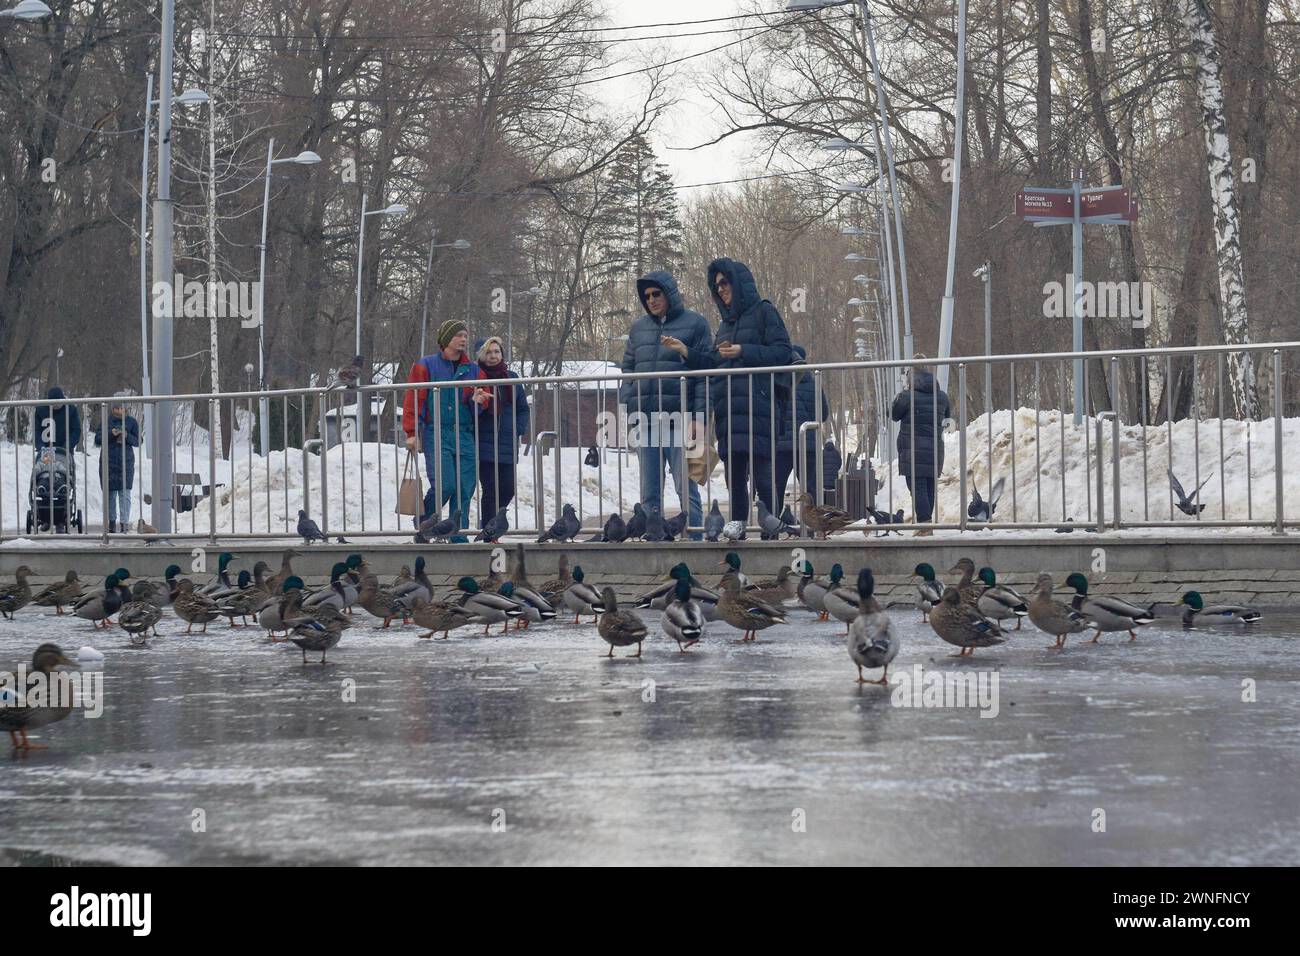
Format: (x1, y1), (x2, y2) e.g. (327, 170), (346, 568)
(474, 336), (530, 529)
(682, 258), (792, 522)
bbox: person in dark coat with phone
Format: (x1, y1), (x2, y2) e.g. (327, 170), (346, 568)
(677, 257), (791, 522)
(91, 396), (140, 533)
(890, 355), (951, 532)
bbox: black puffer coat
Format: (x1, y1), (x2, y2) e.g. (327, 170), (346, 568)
(891, 370), (951, 476)
(618, 270), (712, 416)
(686, 258), (792, 457)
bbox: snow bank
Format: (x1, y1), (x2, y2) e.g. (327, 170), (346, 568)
(876, 407), (1299, 524)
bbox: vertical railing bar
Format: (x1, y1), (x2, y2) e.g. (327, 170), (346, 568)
(100, 404), (110, 542)
(681, 375), (690, 534)
(552, 382), (561, 524)
(1217, 352), (1226, 521)
(1166, 353), (1174, 520)
(300, 398), (309, 521)
(1083, 361), (1092, 523)
(1141, 356), (1149, 522)
(208, 398), (217, 544)
(1274, 349), (1284, 534)
(1009, 362), (1017, 523)
(317, 391), (329, 538)
(814, 371), (824, 507)
(1059, 359), (1066, 523)
(1193, 357), (1201, 522)
(958, 364), (967, 532)
(283, 396), (290, 534)
(1033, 361), (1041, 522)
(1111, 355), (1121, 530)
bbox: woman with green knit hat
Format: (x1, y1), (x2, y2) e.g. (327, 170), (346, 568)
(402, 319), (488, 539)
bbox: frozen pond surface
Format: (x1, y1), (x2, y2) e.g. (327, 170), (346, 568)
(1, 603), (1298, 866)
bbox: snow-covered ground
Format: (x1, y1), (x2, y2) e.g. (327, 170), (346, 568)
(880, 407), (1298, 525)
(2, 405), (1296, 537)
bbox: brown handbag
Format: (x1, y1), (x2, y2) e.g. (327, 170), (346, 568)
(686, 422), (721, 485)
(396, 450), (423, 515)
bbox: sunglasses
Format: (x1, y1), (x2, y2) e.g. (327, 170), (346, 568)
(715, 278), (731, 290)
(645, 289), (665, 300)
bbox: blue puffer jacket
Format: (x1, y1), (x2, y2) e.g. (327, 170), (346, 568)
(775, 346), (830, 461)
(474, 339), (530, 465)
(618, 271), (712, 416)
(686, 258), (792, 457)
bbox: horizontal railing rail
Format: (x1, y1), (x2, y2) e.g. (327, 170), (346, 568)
(1, 342), (1294, 543)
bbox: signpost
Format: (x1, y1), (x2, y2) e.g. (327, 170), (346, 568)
(1016, 169), (1138, 424)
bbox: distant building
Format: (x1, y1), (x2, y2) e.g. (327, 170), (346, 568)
(518, 361), (621, 448)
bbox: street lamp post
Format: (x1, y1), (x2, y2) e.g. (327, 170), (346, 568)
(140, 82), (207, 462)
(354, 193), (406, 442)
(935, 0), (969, 391)
(419, 232), (471, 357)
(150, 0), (177, 534)
(255, 138), (320, 455)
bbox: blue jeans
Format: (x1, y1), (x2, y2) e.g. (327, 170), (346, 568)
(107, 489), (131, 525)
(421, 427), (475, 532)
(639, 424), (702, 537)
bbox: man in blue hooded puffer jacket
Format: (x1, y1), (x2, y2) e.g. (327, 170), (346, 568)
(620, 270), (711, 535)
(680, 258), (792, 522)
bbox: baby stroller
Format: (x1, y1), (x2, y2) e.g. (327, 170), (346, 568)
(26, 446), (83, 534)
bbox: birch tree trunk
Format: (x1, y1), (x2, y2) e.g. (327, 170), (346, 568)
(1181, 0), (1259, 419)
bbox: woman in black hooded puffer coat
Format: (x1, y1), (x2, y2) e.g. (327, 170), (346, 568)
(683, 258), (792, 522)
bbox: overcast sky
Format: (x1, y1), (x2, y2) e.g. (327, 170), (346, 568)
(592, 0), (759, 194)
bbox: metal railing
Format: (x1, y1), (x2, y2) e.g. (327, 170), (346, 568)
(1, 341), (1295, 541)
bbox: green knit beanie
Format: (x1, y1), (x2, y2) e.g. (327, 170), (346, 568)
(437, 319), (468, 350)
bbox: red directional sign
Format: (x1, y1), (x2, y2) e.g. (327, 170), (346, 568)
(1080, 187), (1135, 220)
(1017, 189), (1073, 219)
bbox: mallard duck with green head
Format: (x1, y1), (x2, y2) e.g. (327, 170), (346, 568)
(457, 577), (525, 635)
(1028, 573), (1095, 650)
(303, 562), (356, 610)
(662, 576), (706, 652)
(0, 566), (35, 619)
(797, 561), (831, 620)
(198, 551), (240, 598)
(849, 569), (898, 683)
(913, 563), (943, 622)
(716, 552), (752, 589)
(718, 573), (786, 642)
(0, 643), (80, 750)
(598, 587), (649, 658)
(173, 579), (221, 634)
(393, 556), (434, 614)
(562, 566), (605, 624)
(1062, 572), (1154, 642)
(929, 585), (1007, 657)
(72, 575), (124, 629)
(1178, 591), (1261, 627)
(976, 566), (1029, 629)
(822, 564), (862, 633)
(33, 570), (82, 615)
